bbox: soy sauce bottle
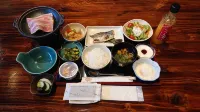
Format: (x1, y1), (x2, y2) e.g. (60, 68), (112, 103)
(151, 3), (180, 44)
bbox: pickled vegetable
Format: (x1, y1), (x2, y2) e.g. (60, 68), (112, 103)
(63, 47), (80, 61)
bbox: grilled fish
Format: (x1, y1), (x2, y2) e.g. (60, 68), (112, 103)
(90, 30), (115, 43)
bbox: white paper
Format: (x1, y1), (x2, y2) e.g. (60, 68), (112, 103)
(63, 83), (71, 100)
(69, 84), (101, 101)
(63, 83), (101, 104)
(69, 100), (99, 104)
(101, 86), (144, 102)
(81, 76), (136, 83)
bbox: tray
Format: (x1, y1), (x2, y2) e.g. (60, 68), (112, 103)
(83, 60), (160, 85)
(83, 38), (160, 85)
(31, 32), (160, 86)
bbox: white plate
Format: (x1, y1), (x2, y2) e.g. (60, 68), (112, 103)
(85, 26), (124, 47)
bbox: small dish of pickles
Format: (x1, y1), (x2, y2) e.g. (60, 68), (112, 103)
(58, 42), (83, 62)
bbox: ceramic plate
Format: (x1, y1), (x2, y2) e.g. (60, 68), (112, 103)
(85, 26), (124, 47)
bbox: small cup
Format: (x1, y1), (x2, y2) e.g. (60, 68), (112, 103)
(59, 62), (78, 80)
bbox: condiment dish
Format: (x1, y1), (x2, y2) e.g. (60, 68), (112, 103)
(30, 73), (54, 95)
(59, 62), (79, 80)
(135, 44), (155, 58)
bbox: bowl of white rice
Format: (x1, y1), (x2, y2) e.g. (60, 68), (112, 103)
(82, 45), (112, 70)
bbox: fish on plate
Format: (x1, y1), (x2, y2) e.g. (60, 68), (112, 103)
(26, 13), (54, 34)
(90, 30), (115, 43)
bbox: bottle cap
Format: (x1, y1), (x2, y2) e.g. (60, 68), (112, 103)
(170, 3), (180, 13)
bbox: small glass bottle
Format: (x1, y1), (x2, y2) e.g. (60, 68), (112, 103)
(151, 3), (180, 44)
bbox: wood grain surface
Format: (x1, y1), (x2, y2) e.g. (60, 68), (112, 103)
(0, 0), (200, 112)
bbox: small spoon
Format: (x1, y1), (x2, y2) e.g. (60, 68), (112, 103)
(88, 71), (124, 77)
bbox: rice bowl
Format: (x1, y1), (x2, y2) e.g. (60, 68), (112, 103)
(82, 45), (111, 70)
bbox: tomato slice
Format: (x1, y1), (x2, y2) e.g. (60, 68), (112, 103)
(129, 35), (135, 40)
(128, 23), (134, 28)
(66, 28), (72, 33)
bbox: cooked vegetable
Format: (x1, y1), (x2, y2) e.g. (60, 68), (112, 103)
(62, 47), (80, 61)
(44, 82), (50, 92)
(40, 78), (52, 86)
(37, 81), (45, 92)
(65, 27), (82, 41)
(114, 48), (134, 64)
(37, 78), (52, 93)
(125, 22), (150, 40)
(129, 35), (135, 40)
(128, 23), (134, 28)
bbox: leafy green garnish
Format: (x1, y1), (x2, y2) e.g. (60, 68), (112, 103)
(125, 26), (133, 37)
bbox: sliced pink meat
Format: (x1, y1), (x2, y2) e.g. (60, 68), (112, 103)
(26, 13), (54, 34)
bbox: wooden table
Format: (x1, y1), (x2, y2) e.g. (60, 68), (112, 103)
(0, 0), (200, 111)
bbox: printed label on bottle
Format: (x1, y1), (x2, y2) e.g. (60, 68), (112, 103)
(157, 24), (171, 40)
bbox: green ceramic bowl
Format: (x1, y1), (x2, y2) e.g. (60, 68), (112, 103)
(16, 46), (57, 74)
(58, 42), (83, 61)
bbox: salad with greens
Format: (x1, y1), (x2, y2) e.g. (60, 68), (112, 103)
(125, 22), (150, 40)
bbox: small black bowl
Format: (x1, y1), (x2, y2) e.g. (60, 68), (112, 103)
(30, 73), (54, 96)
(112, 42), (137, 67)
